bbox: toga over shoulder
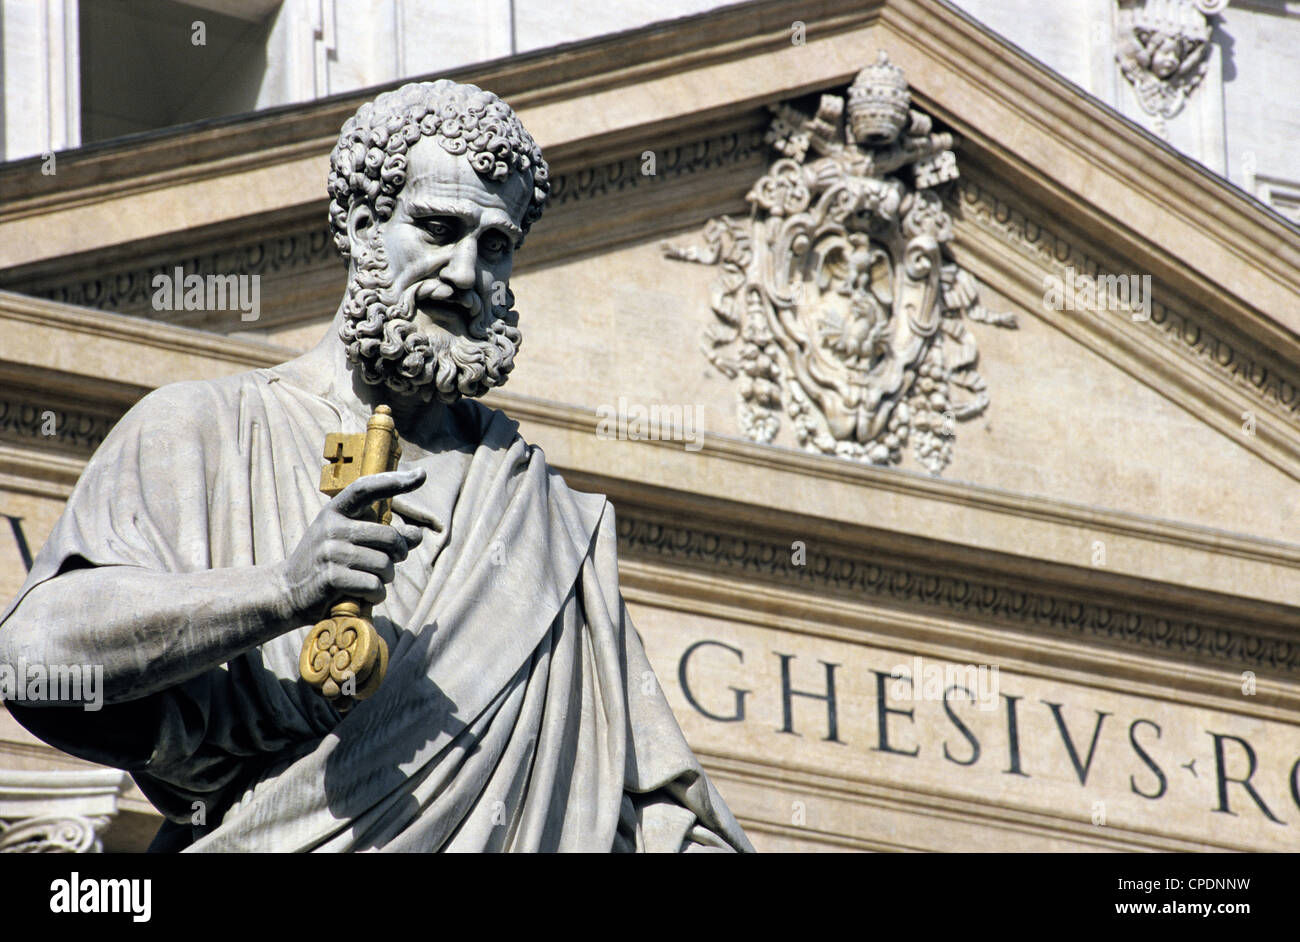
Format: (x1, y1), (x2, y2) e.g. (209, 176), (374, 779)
(1, 368), (753, 852)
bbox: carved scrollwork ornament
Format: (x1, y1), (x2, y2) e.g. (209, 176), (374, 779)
(0, 815), (110, 853)
(665, 51), (1015, 475)
(1116, 0), (1226, 122)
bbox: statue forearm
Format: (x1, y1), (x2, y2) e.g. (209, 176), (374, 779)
(0, 563), (300, 706)
(0, 469), (427, 708)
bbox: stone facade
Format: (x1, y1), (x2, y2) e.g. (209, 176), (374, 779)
(1, 0), (1299, 851)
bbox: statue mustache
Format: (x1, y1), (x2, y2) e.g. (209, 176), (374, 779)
(408, 279), (484, 320)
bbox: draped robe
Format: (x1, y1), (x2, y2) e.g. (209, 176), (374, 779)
(0, 362), (752, 852)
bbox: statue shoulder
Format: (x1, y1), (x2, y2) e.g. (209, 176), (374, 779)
(125, 370), (270, 420)
(455, 397), (524, 452)
(103, 372), (264, 456)
(463, 398), (613, 522)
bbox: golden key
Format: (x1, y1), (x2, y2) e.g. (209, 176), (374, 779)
(299, 404), (402, 710)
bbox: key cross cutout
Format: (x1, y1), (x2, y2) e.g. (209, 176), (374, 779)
(320, 431), (367, 496)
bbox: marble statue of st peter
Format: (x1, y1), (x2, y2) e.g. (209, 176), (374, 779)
(0, 81), (752, 853)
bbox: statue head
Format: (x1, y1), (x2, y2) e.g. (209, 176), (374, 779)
(1124, 0), (1212, 80)
(1146, 33), (1187, 78)
(327, 80), (550, 403)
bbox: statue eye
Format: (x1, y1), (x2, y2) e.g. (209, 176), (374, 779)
(480, 231), (512, 258)
(418, 218), (458, 242)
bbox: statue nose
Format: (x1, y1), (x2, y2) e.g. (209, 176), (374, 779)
(441, 240), (478, 290)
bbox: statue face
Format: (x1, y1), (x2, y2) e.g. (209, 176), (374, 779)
(1149, 34), (1184, 79)
(366, 137), (530, 339)
(338, 137), (533, 403)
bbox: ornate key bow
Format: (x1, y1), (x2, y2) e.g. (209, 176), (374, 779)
(298, 405), (402, 710)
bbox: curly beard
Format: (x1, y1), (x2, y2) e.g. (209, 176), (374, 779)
(338, 240), (522, 403)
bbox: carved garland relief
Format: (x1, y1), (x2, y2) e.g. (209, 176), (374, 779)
(665, 52), (1015, 475)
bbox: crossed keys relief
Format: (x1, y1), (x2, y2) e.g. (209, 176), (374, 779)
(664, 52), (1016, 475)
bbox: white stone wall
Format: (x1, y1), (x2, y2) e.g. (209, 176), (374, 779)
(0, 0), (80, 161)
(251, 0), (723, 107)
(1219, 2), (1300, 217)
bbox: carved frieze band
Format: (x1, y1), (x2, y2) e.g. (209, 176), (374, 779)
(952, 179), (1300, 424)
(28, 229), (335, 317)
(0, 397), (111, 453)
(548, 128), (767, 206)
(615, 512), (1300, 676)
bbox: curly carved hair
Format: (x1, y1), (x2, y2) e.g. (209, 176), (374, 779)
(328, 80), (550, 259)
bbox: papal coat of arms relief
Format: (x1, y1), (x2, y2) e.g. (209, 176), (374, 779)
(664, 52), (1016, 476)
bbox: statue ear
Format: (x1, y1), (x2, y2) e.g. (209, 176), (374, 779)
(346, 203), (378, 256)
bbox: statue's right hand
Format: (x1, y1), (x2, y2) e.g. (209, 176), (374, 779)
(277, 468), (427, 620)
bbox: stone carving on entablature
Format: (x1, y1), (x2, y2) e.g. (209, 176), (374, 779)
(664, 52), (1016, 476)
(0, 814), (111, 853)
(953, 175), (1300, 431)
(614, 509), (1300, 676)
(1116, 0), (1227, 126)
